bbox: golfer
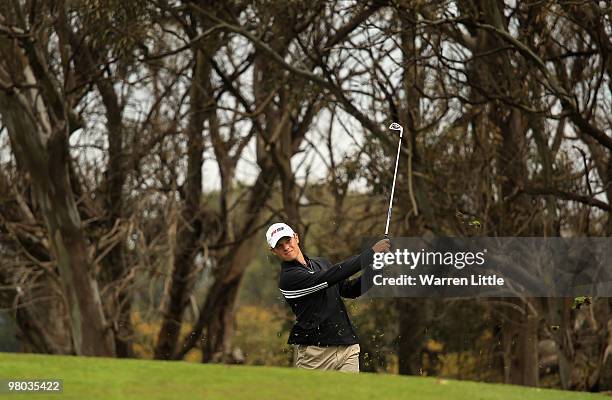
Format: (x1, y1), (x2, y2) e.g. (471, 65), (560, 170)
(266, 222), (390, 372)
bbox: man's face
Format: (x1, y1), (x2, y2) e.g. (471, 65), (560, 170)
(270, 233), (301, 261)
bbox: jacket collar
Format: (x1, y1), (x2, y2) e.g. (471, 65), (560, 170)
(282, 254), (310, 268)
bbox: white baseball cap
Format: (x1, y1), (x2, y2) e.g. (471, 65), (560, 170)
(266, 222), (295, 248)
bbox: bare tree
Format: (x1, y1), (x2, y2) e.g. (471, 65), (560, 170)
(0, 1), (115, 356)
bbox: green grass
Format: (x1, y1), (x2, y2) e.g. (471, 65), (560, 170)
(0, 352), (607, 400)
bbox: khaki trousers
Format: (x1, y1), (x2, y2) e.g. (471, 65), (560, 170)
(295, 344), (360, 373)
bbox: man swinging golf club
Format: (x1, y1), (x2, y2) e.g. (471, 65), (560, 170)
(267, 222), (390, 372)
(267, 123), (402, 372)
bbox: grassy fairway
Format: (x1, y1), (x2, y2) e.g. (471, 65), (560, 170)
(0, 352), (607, 400)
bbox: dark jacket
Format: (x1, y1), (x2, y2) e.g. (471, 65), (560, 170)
(278, 248), (374, 346)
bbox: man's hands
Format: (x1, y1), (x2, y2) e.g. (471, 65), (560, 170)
(371, 238), (391, 253)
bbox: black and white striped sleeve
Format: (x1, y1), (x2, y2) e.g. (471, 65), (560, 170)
(279, 248), (374, 299)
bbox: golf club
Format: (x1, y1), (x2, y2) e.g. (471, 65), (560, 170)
(385, 122), (403, 238)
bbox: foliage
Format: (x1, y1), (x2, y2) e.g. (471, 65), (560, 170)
(233, 305), (294, 367)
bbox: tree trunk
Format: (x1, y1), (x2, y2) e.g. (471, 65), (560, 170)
(154, 49), (210, 360)
(0, 91), (115, 357)
(398, 298), (429, 375)
(173, 165), (277, 360)
(518, 307), (540, 387)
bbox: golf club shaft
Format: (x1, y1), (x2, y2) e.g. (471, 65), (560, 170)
(385, 129), (403, 237)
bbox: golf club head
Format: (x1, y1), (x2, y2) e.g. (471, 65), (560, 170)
(389, 122), (403, 137)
